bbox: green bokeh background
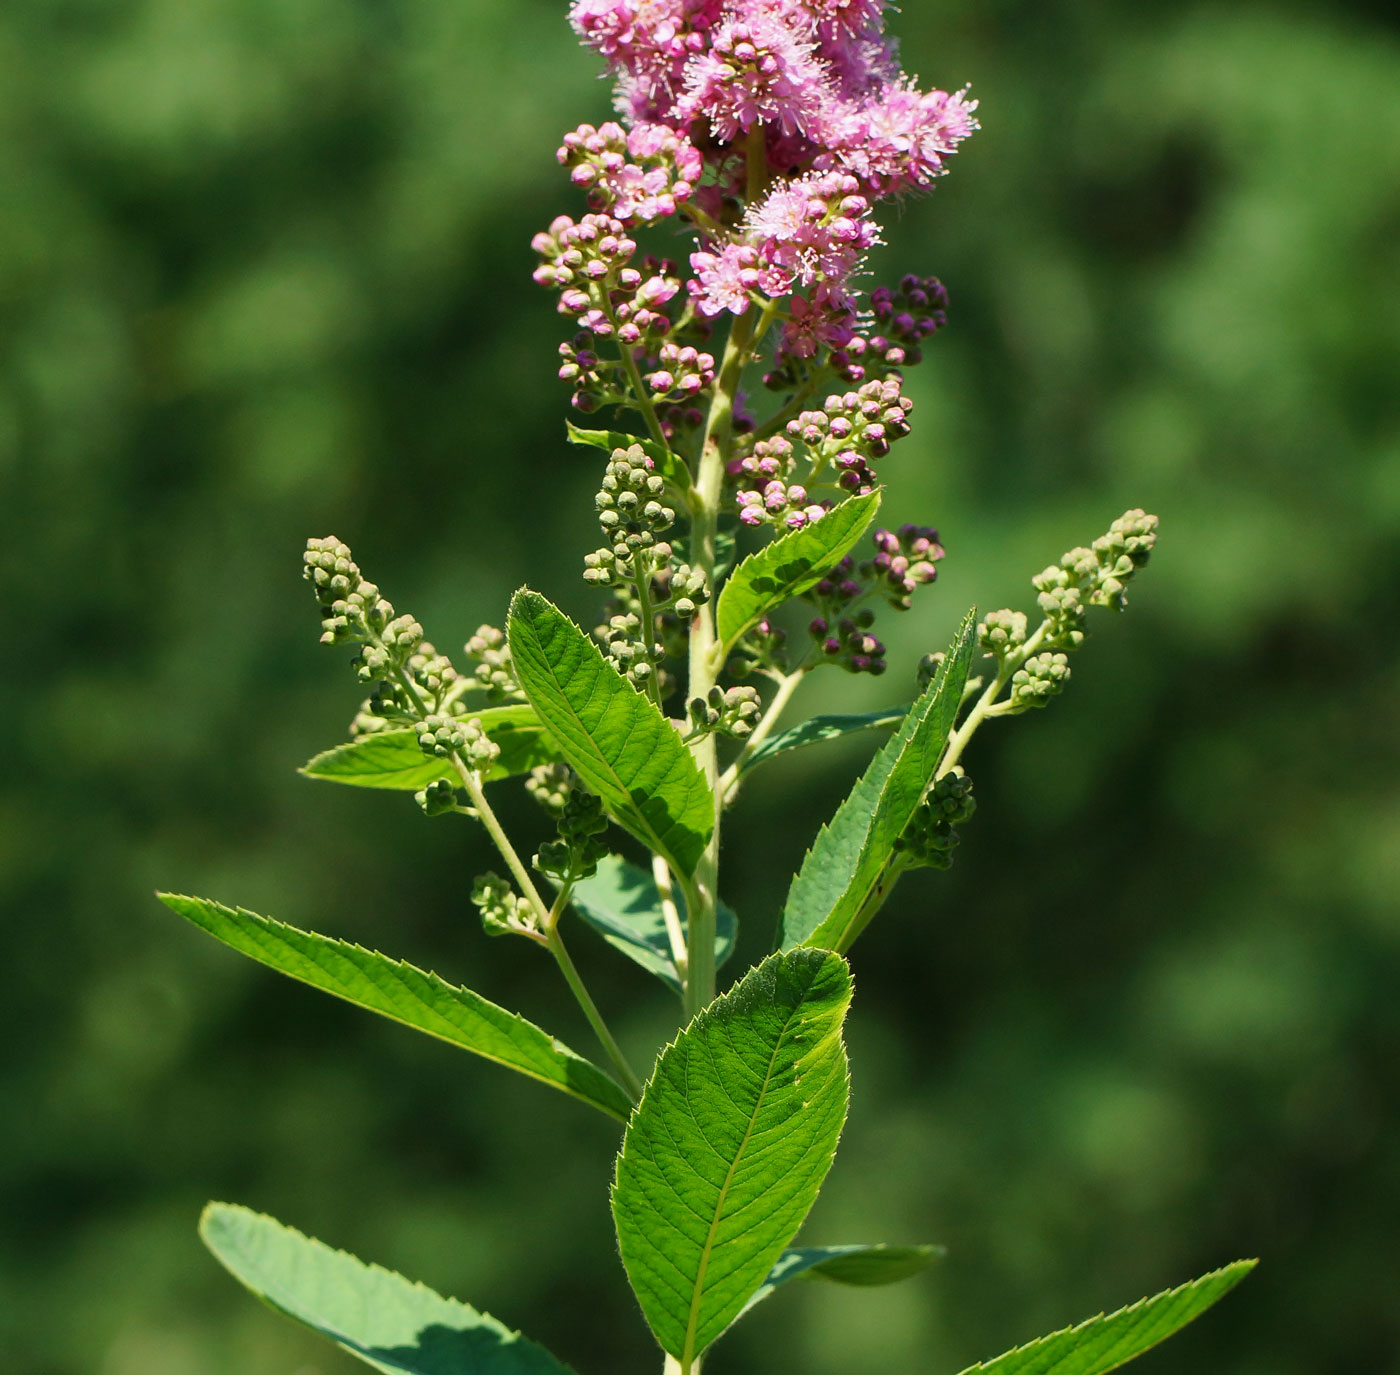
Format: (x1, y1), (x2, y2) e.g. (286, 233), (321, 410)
(3, 1), (1398, 1372)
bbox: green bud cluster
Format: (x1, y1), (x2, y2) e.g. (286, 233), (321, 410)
(1032, 508), (1159, 650)
(464, 625), (523, 704)
(688, 684), (762, 739)
(597, 606), (665, 689)
(1008, 651), (1071, 711)
(978, 609), (1028, 659)
(533, 790), (610, 883)
(585, 446), (676, 587)
(414, 778), (468, 817)
(894, 771), (976, 870)
(303, 538), (426, 684)
(526, 763), (576, 816)
(472, 873), (536, 939)
(416, 716), (501, 771)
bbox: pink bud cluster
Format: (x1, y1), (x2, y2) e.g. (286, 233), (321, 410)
(787, 376), (913, 493)
(558, 121), (703, 222)
(646, 341), (716, 399)
(865, 525), (946, 608)
(728, 435), (829, 529)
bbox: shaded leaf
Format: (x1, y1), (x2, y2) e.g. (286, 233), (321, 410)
(301, 707), (554, 791)
(160, 895), (632, 1121)
(780, 610), (977, 954)
(715, 491), (881, 652)
(738, 1243), (943, 1319)
(613, 949), (852, 1365)
(956, 1261), (1257, 1375)
(200, 1203), (574, 1375)
(565, 855), (736, 994)
(743, 708), (906, 774)
(507, 589), (714, 877)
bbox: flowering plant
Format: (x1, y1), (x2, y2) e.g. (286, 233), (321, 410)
(160, 2), (1252, 1372)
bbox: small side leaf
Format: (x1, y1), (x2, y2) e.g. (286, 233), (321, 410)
(566, 421), (693, 498)
(200, 1203), (575, 1375)
(160, 895), (632, 1122)
(738, 1243), (944, 1319)
(955, 1261), (1257, 1375)
(301, 707), (555, 791)
(743, 708), (906, 774)
(716, 491), (882, 652)
(507, 589), (714, 877)
(780, 609), (977, 954)
(613, 949), (852, 1366)
(565, 855), (736, 995)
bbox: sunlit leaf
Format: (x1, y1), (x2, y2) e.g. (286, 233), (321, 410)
(507, 589), (714, 877)
(780, 609), (976, 954)
(737, 1243), (943, 1319)
(301, 707), (554, 791)
(612, 949), (852, 1365)
(200, 1203), (575, 1375)
(742, 708), (906, 774)
(715, 491), (882, 652)
(955, 1261), (1256, 1375)
(160, 895), (632, 1121)
(565, 421), (693, 498)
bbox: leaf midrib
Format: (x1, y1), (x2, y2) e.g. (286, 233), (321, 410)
(680, 998), (805, 1367)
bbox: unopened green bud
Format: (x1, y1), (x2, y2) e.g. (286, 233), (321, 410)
(894, 771), (976, 870)
(417, 713), (466, 758)
(414, 778), (462, 817)
(916, 651), (946, 691)
(1009, 652), (1071, 710)
(978, 609), (1028, 658)
(526, 762), (574, 816)
(471, 873), (534, 938)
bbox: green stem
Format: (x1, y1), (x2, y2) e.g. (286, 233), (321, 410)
(652, 854), (688, 974)
(938, 621), (1049, 779)
(632, 551), (665, 711)
(545, 921), (644, 1101)
(618, 340), (672, 453)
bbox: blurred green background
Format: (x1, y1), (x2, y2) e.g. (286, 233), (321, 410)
(3, 0), (1398, 1371)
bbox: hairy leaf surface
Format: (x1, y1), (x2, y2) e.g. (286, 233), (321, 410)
(738, 1243), (943, 1319)
(301, 707), (553, 790)
(955, 1261), (1256, 1375)
(566, 855), (736, 994)
(715, 491), (882, 651)
(160, 895), (632, 1121)
(780, 609), (977, 953)
(200, 1203), (574, 1375)
(743, 708), (906, 773)
(612, 949), (852, 1364)
(508, 590), (714, 877)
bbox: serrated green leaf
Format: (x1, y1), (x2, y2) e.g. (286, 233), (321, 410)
(715, 491), (882, 652)
(301, 707), (555, 791)
(200, 1203), (574, 1375)
(956, 1261), (1257, 1375)
(159, 895), (632, 1121)
(565, 421), (693, 498)
(743, 708), (906, 774)
(507, 589), (714, 877)
(780, 609), (977, 954)
(738, 1243), (944, 1319)
(565, 855), (736, 994)
(612, 949), (852, 1365)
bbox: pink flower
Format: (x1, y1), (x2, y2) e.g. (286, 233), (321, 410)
(825, 80), (979, 194)
(744, 169), (880, 290)
(780, 284), (857, 359)
(680, 12), (833, 140)
(688, 242), (762, 316)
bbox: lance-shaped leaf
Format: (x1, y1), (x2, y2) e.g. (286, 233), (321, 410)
(160, 895), (632, 1122)
(612, 949), (852, 1366)
(565, 855), (736, 995)
(780, 609), (977, 954)
(737, 1243), (944, 1320)
(200, 1203), (575, 1375)
(716, 490), (882, 652)
(742, 708), (906, 774)
(566, 421), (693, 499)
(955, 1260), (1257, 1375)
(507, 590), (714, 877)
(301, 707), (555, 791)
